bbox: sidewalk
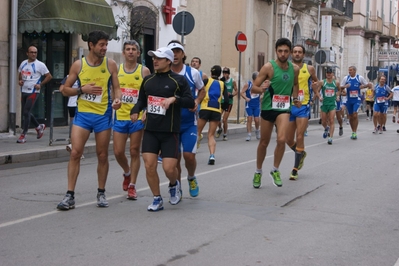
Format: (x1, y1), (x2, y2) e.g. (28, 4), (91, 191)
(0, 113), (371, 165)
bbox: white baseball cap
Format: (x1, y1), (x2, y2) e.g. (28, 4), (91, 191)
(147, 47), (174, 62)
(167, 42), (185, 52)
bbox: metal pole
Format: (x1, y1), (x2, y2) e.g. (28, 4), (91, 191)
(237, 52), (241, 124)
(8, 0), (18, 135)
(180, 11), (186, 44)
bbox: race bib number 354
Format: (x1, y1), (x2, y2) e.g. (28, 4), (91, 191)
(148, 95), (166, 115)
(272, 95), (290, 110)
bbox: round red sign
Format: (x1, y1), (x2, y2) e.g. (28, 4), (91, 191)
(235, 32), (247, 52)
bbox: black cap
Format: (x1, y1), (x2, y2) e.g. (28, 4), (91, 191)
(222, 67), (230, 74)
(211, 65), (222, 76)
(326, 68), (333, 73)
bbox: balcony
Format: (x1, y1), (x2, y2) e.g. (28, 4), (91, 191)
(292, 0), (320, 8)
(320, 0), (353, 23)
(367, 16), (383, 34)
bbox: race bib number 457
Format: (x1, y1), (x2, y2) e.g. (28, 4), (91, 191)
(147, 95), (166, 115)
(272, 95), (290, 110)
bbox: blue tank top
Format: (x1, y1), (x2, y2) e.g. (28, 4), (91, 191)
(345, 74), (361, 103)
(245, 81), (260, 108)
(181, 66), (197, 126)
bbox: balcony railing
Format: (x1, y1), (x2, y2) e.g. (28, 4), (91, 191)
(292, 0), (320, 7)
(368, 16), (383, 33)
(321, 0), (353, 22)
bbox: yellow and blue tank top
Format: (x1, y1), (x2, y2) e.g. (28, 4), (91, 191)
(116, 63), (144, 121)
(77, 57), (112, 115)
(298, 63), (311, 105)
(200, 78), (225, 113)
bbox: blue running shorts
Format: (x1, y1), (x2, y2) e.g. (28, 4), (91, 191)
(74, 111), (112, 133)
(246, 105), (260, 117)
(290, 105), (310, 121)
(113, 120), (144, 134)
(179, 124), (198, 153)
(346, 101), (361, 115)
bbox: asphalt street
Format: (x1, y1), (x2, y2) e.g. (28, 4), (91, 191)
(1, 118), (399, 266)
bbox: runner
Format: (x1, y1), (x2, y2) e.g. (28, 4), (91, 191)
(251, 38), (300, 188)
(372, 76), (392, 134)
(197, 65), (229, 165)
(57, 30), (121, 210)
(241, 71), (261, 141)
(286, 44), (319, 180)
(168, 40), (205, 197)
(130, 47), (195, 212)
(365, 85), (374, 121)
(113, 40), (150, 200)
(340, 66), (371, 139)
(316, 68), (341, 145)
(216, 67), (237, 140)
(391, 83), (399, 123)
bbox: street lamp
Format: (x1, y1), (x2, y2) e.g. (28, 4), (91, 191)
(388, 9), (399, 87)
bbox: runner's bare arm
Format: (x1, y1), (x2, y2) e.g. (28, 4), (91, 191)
(251, 62), (272, 94)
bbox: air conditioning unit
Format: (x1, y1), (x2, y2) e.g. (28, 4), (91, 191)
(315, 50), (335, 64)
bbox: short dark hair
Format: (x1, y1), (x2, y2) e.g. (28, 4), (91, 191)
(192, 57), (201, 64)
(87, 30), (109, 51)
(123, 39), (140, 52)
(275, 38), (292, 51)
(211, 65), (221, 77)
(293, 44), (306, 54)
(167, 39), (186, 63)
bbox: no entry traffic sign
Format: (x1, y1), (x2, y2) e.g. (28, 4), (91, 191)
(235, 31), (247, 52)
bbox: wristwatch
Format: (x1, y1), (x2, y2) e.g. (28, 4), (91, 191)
(174, 94), (180, 104)
(77, 88), (82, 95)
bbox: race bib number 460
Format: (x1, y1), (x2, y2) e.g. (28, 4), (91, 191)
(272, 95), (290, 110)
(148, 95), (166, 115)
(121, 88), (139, 104)
(81, 93), (102, 103)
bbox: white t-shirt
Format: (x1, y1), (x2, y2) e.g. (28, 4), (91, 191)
(391, 85), (399, 101)
(60, 75), (80, 107)
(18, 59), (50, 93)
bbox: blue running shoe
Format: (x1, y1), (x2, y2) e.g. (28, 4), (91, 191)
(188, 176), (199, 197)
(148, 196), (164, 211)
(323, 126), (330, 139)
(208, 154), (215, 165)
(169, 180), (182, 205)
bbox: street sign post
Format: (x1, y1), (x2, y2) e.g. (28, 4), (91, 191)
(172, 11), (195, 44)
(235, 32), (247, 123)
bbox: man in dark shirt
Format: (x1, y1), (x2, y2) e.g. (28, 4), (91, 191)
(131, 47), (194, 212)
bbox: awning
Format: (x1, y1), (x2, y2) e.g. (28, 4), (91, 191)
(18, 0), (117, 38)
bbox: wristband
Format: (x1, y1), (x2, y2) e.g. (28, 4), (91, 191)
(77, 88), (82, 95)
(293, 97), (298, 101)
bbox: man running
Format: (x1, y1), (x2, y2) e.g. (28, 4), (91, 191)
(131, 47), (195, 212)
(57, 30), (121, 210)
(216, 67), (237, 140)
(391, 83), (399, 123)
(365, 84), (374, 121)
(168, 40), (205, 197)
(340, 66), (371, 139)
(286, 45), (318, 180)
(251, 38), (300, 188)
(17, 45), (52, 143)
(114, 40), (150, 200)
(190, 56), (208, 80)
(316, 68), (341, 145)
(241, 72), (261, 141)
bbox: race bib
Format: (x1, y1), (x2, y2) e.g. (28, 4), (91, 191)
(349, 91), (358, 98)
(298, 89), (304, 102)
(121, 88), (139, 104)
(250, 93), (260, 99)
(21, 70), (31, 80)
(147, 95), (166, 115)
(376, 96), (385, 103)
(325, 89), (334, 97)
(81, 93), (102, 103)
(272, 95), (290, 110)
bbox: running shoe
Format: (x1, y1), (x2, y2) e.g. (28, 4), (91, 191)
(289, 169), (298, 181)
(377, 125), (381, 131)
(327, 138), (333, 145)
(36, 124), (46, 139)
(157, 156), (163, 164)
(256, 130), (260, 140)
(148, 196), (164, 211)
(208, 154), (215, 165)
(304, 130), (308, 137)
(323, 126), (330, 139)
(270, 170), (282, 187)
(397, 129), (399, 133)
(350, 132), (357, 139)
(66, 144), (72, 152)
(216, 128), (222, 138)
(169, 180), (181, 205)
(253, 172), (262, 188)
(127, 184), (137, 200)
(188, 176), (199, 197)
(346, 120), (349, 125)
(372, 128), (377, 134)
(16, 134), (26, 144)
(379, 129), (383, 134)
(366, 117), (370, 121)
(393, 116), (396, 123)
(339, 127), (343, 136)
(383, 126), (386, 131)
(97, 192), (109, 207)
(57, 194), (75, 210)
(123, 174), (130, 191)
(246, 135), (251, 141)
(298, 151), (307, 170)
(223, 135), (228, 141)
(199, 134), (203, 141)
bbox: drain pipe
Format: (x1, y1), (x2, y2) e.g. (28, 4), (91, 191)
(284, 0), (292, 38)
(8, 0), (18, 135)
